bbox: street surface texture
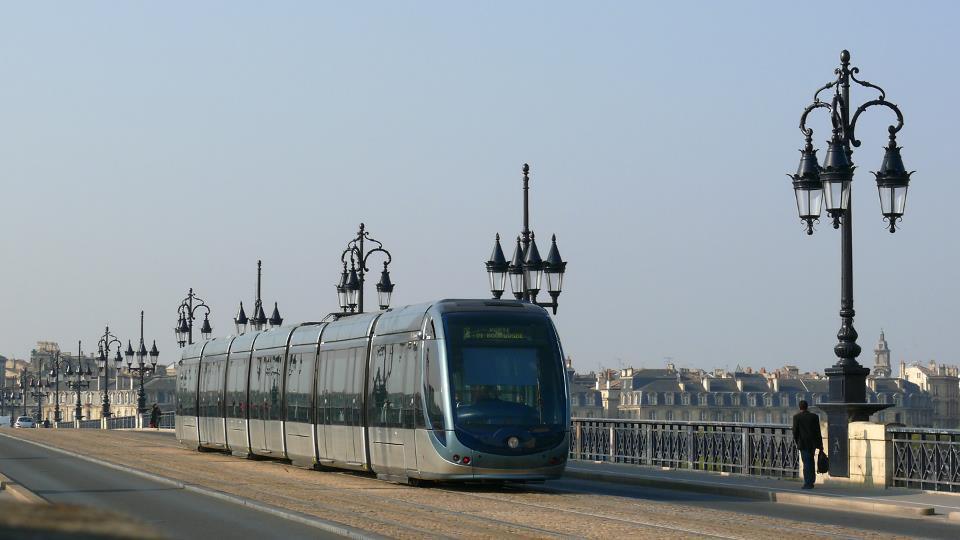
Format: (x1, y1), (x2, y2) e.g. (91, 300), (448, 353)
(0, 431), (339, 539)
(3, 428), (958, 539)
(0, 500), (164, 539)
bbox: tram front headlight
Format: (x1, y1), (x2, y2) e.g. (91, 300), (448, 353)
(507, 436), (520, 449)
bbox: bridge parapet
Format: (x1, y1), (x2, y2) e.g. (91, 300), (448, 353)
(570, 418), (798, 478)
(572, 418), (960, 493)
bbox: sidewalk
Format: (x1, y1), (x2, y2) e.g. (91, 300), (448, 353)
(565, 460), (960, 521)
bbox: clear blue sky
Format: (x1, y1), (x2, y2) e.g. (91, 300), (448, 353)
(1, 2), (958, 374)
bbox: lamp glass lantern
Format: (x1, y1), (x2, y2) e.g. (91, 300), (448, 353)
(149, 340), (160, 367)
(873, 139), (913, 232)
(234, 302), (248, 334)
(125, 341), (135, 368)
(543, 235), (566, 294)
(376, 264), (394, 310)
(820, 138), (854, 215)
(346, 266), (360, 309)
(522, 235), (544, 294)
(485, 234), (508, 299)
(200, 314), (213, 340)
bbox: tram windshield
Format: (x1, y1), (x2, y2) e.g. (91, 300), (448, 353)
(442, 311), (566, 452)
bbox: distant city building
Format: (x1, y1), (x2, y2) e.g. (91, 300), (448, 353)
(902, 359), (960, 429)
(566, 330), (948, 428)
(873, 331), (892, 378)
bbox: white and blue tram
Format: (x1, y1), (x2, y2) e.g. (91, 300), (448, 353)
(175, 299), (569, 483)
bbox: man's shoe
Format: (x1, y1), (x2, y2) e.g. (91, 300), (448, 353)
(801, 485), (813, 489)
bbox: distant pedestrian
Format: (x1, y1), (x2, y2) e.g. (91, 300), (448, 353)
(150, 403), (161, 429)
(793, 400), (824, 489)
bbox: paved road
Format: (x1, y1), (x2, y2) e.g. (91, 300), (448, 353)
(0, 434), (340, 539)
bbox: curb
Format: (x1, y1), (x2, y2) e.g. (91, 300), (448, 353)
(0, 471), (48, 504)
(564, 467), (935, 518)
(0, 432), (382, 539)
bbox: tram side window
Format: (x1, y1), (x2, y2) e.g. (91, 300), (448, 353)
(401, 342), (417, 429)
(285, 351), (313, 424)
(350, 346), (365, 426)
(329, 348), (348, 425)
(225, 356), (245, 419)
(250, 352), (277, 421)
(268, 353), (283, 421)
(423, 341), (444, 430)
(316, 350), (330, 426)
(177, 365), (197, 416)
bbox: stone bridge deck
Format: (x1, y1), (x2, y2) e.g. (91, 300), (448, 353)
(1, 428), (953, 538)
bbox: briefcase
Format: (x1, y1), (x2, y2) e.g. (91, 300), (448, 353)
(817, 450), (829, 474)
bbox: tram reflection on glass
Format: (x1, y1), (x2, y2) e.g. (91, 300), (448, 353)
(175, 299), (569, 483)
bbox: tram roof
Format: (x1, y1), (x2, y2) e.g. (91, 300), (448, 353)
(374, 302), (432, 336)
(289, 323), (324, 347)
(253, 325), (297, 350)
(201, 336), (234, 357)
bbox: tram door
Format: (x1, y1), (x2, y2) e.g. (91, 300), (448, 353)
(369, 341), (418, 474)
(319, 346), (362, 466)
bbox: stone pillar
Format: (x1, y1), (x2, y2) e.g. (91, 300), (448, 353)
(817, 421), (891, 487)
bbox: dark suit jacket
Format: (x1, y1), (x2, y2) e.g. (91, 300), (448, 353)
(792, 410), (823, 451)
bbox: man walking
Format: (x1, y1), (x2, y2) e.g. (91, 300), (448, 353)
(793, 400), (823, 489)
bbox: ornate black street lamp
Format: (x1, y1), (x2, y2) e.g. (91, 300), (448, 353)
(235, 260), (283, 334)
(16, 368), (29, 417)
(96, 326), (124, 418)
(28, 378), (48, 422)
(336, 223), (394, 313)
(47, 350), (70, 423)
(1, 388), (22, 419)
(66, 340), (93, 421)
(485, 164), (567, 313)
(175, 288), (213, 347)
(125, 310), (160, 414)
(789, 50), (911, 476)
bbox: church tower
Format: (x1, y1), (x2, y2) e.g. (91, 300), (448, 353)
(873, 330), (891, 378)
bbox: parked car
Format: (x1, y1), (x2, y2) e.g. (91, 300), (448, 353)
(14, 416), (35, 428)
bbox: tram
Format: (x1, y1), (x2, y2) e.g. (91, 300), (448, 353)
(175, 299), (569, 483)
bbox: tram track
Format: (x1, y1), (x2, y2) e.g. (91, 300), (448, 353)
(435, 484), (870, 540)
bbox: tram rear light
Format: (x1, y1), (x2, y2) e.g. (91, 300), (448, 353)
(461, 456), (471, 465)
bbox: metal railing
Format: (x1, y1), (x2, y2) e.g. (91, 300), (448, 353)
(105, 415), (137, 429)
(570, 418), (798, 478)
(158, 411), (175, 429)
(78, 418), (101, 429)
(890, 427), (960, 492)
(55, 421), (76, 429)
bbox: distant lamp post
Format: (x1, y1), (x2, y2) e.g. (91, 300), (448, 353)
(47, 349), (68, 423)
(175, 288), (213, 347)
(789, 50), (910, 476)
(97, 326), (124, 418)
(66, 340), (92, 421)
(235, 260), (282, 334)
(125, 310), (160, 415)
(486, 164), (567, 313)
(1, 388), (22, 420)
(28, 378), (48, 422)
(336, 223), (394, 313)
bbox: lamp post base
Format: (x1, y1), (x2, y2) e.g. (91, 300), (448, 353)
(816, 402), (892, 478)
